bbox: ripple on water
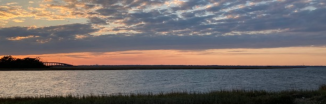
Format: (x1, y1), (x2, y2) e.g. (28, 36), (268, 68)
(0, 68), (326, 97)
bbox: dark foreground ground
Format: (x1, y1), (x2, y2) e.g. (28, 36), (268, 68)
(1, 85), (326, 104)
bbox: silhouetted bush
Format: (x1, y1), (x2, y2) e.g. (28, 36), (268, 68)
(0, 55), (47, 68)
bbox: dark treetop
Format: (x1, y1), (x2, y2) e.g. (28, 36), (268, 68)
(0, 56), (47, 68)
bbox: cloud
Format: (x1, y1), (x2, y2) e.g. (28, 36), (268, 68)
(1, 0), (326, 55)
(88, 17), (107, 25)
(0, 5), (29, 20)
(7, 35), (39, 41)
(12, 18), (24, 22)
(70, 0), (325, 37)
(2, 0), (324, 35)
(0, 23), (326, 55)
(0, 23), (98, 42)
(95, 8), (119, 16)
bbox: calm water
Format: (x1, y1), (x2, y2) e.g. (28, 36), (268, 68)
(0, 67), (326, 97)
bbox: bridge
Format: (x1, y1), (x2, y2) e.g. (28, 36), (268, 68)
(43, 62), (74, 67)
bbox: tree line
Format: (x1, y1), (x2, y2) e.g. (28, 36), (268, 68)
(0, 56), (47, 68)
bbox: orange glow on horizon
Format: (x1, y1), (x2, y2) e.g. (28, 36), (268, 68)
(6, 47), (326, 66)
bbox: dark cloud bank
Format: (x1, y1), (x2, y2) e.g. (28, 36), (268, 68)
(0, 0), (326, 55)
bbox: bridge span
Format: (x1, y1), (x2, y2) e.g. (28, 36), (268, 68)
(43, 62), (74, 67)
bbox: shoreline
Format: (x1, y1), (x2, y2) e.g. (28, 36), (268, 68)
(0, 65), (312, 71)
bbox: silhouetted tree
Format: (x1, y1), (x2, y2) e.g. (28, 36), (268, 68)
(0, 55), (48, 69)
(0, 55), (15, 63)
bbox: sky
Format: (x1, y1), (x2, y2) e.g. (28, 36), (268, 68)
(0, 0), (326, 65)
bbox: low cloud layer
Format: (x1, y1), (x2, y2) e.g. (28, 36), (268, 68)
(0, 0), (326, 55)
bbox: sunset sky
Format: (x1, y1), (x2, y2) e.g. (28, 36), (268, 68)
(0, 0), (325, 65)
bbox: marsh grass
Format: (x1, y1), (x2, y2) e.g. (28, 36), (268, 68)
(0, 89), (325, 104)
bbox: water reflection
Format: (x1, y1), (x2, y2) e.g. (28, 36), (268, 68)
(0, 68), (326, 97)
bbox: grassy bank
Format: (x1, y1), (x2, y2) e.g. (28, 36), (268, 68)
(1, 85), (326, 104)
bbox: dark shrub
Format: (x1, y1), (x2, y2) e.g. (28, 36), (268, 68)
(0, 55), (47, 68)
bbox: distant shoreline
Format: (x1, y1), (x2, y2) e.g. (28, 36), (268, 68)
(0, 65), (315, 71)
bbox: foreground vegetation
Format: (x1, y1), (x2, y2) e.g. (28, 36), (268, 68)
(1, 85), (326, 104)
